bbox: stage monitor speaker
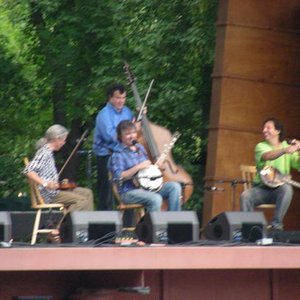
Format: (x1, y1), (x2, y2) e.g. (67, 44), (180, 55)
(0, 212), (11, 242)
(10, 211), (63, 242)
(135, 211), (200, 244)
(61, 211), (123, 243)
(203, 211), (267, 242)
(268, 231), (300, 244)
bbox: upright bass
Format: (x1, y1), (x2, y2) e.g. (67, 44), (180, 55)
(124, 62), (193, 203)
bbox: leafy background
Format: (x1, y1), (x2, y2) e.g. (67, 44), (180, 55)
(0, 0), (218, 212)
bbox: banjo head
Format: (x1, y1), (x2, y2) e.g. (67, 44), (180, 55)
(136, 165), (163, 192)
(260, 166), (285, 188)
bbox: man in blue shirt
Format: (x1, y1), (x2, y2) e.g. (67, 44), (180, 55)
(93, 83), (134, 210)
(109, 120), (182, 213)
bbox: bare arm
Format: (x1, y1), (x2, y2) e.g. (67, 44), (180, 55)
(262, 140), (300, 161)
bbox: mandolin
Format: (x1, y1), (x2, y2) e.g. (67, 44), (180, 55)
(260, 166), (300, 189)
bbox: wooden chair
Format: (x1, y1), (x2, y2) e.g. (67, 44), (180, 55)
(110, 174), (145, 226)
(24, 158), (67, 244)
(240, 164), (276, 209)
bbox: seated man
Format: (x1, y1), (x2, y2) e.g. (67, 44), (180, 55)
(23, 124), (94, 212)
(240, 117), (300, 230)
(109, 120), (182, 213)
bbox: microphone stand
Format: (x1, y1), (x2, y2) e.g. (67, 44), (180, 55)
(230, 180), (247, 211)
(212, 179), (248, 211)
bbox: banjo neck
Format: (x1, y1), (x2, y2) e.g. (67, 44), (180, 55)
(284, 178), (300, 189)
(260, 166), (300, 189)
(155, 132), (181, 166)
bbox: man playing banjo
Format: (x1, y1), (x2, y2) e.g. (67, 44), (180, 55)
(109, 120), (182, 214)
(240, 117), (300, 231)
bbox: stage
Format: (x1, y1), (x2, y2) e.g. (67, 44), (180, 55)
(1, 242), (300, 300)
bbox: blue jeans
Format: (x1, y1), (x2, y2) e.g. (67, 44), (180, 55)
(122, 182), (182, 212)
(240, 184), (293, 230)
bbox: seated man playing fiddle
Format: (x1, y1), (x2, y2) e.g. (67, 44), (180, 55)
(23, 124), (94, 212)
(109, 120), (182, 212)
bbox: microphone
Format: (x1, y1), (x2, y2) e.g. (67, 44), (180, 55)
(132, 140), (141, 154)
(231, 179), (248, 184)
(203, 186), (225, 192)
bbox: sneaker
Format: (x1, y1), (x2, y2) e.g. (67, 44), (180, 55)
(267, 224), (283, 232)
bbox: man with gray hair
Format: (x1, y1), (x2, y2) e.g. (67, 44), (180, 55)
(24, 124), (94, 212)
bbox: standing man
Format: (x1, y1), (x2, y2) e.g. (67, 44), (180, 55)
(93, 83), (134, 210)
(240, 117), (300, 231)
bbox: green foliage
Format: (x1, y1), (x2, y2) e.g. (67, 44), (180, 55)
(0, 0), (218, 211)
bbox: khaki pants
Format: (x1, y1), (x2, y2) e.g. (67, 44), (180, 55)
(51, 187), (94, 212)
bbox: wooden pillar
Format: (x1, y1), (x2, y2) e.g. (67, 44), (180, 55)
(203, 0), (300, 229)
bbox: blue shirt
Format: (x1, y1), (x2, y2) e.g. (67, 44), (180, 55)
(92, 102), (134, 156)
(109, 142), (148, 194)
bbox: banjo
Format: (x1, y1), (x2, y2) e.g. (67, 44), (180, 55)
(135, 132), (181, 192)
(260, 166), (300, 189)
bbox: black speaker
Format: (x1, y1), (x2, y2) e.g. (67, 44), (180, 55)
(203, 211), (267, 242)
(61, 211), (123, 243)
(10, 211), (63, 242)
(0, 212), (12, 242)
(268, 231), (300, 244)
(135, 211), (200, 244)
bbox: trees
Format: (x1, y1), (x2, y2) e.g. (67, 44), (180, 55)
(0, 0), (218, 210)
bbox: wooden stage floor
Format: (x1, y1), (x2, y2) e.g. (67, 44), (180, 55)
(1, 242), (300, 299)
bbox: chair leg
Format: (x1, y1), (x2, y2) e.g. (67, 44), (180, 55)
(139, 207), (145, 218)
(131, 208), (145, 226)
(31, 209), (42, 245)
(119, 207), (145, 227)
(135, 207), (145, 224)
(56, 208), (68, 230)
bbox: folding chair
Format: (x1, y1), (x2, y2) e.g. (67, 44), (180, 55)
(24, 158), (67, 244)
(240, 164), (276, 209)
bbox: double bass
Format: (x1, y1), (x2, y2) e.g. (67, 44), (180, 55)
(124, 62), (193, 203)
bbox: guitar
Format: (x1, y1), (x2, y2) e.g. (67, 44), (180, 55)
(260, 166), (300, 189)
(135, 132), (181, 192)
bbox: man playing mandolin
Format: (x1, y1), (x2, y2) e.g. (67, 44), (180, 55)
(109, 120), (182, 213)
(240, 117), (300, 231)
